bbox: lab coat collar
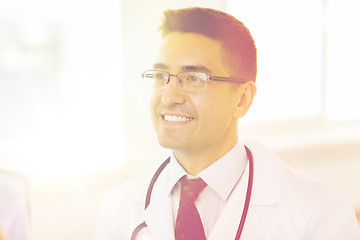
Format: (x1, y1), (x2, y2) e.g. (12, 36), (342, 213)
(240, 140), (283, 237)
(142, 163), (175, 240)
(245, 139), (282, 206)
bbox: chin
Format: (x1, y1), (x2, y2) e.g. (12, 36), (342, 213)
(158, 140), (176, 150)
(157, 138), (183, 150)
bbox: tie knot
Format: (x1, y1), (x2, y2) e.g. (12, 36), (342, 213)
(179, 177), (207, 205)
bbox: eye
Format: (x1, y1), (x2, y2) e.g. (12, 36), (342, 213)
(182, 73), (202, 82)
(190, 75), (200, 81)
(154, 72), (167, 80)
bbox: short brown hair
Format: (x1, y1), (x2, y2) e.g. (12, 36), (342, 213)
(159, 7), (257, 82)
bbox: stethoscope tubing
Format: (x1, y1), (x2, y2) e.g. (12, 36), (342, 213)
(131, 158), (170, 240)
(235, 145), (254, 239)
(131, 145), (254, 240)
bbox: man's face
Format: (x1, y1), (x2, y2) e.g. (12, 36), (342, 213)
(150, 32), (241, 156)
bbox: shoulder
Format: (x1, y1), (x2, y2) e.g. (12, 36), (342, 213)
(246, 140), (359, 239)
(280, 160), (347, 211)
(103, 157), (171, 205)
(281, 166), (360, 238)
(100, 166), (155, 217)
(103, 174), (148, 204)
(96, 160), (169, 239)
(102, 159), (167, 205)
(245, 139), (350, 203)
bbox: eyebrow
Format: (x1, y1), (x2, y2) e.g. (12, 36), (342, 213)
(153, 63), (168, 70)
(181, 65), (212, 74)
(153, 63), (212, 74)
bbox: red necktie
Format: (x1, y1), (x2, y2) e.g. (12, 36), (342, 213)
(175, 177), (207, 240)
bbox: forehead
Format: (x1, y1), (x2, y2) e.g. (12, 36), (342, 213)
(156, 32), (228, 75)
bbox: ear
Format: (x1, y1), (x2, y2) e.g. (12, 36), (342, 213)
(233, 81), (257, 119)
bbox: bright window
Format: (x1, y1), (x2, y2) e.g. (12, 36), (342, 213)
(228, 0), (360, 122)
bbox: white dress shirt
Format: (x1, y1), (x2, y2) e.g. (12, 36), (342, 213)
(166, 142), (248, 238)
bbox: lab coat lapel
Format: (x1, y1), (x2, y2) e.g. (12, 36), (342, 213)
(241, 140), (283, 239)
(208, 158), (260, 240)
(246, 140), (282, 206)
(142, 168), (175, 240)
(209, 140), (283, 239)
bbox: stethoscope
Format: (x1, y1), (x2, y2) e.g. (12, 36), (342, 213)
(131, 145), (254, 240)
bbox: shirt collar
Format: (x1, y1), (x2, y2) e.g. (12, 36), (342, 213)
(166, 142), (248, 201)
(166, 152), (188, 196)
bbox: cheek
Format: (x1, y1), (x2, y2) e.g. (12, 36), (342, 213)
(196, 95), (236, 127)
(150, 93), (160, 119)
(195, 90), (235, 114)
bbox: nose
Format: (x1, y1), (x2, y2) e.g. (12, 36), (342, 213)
(161, 75), (186, 105)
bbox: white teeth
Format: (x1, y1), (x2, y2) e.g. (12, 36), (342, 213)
(163, 115), (193, 122)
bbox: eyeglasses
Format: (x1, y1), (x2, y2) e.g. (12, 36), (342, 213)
(142, 70), (247, 91)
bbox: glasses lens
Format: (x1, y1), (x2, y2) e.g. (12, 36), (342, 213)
(143, 70), (168, 89)
(178, 72), (207, 91)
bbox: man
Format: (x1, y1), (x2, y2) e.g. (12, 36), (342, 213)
(96, 7), (360, 240)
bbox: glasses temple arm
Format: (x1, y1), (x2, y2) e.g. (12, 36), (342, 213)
(210, 76), (247, 83)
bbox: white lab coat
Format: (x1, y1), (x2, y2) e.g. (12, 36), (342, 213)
(96, 140), (360, 239)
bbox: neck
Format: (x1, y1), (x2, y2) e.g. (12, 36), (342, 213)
(173, 136), (238, 176)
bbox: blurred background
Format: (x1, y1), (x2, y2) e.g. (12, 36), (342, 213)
(0, 0), (359, 239)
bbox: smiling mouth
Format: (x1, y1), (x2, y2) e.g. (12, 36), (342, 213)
(162, 115), (194, 122)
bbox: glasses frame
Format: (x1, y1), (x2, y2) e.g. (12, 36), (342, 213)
(142, 70), (247, 91)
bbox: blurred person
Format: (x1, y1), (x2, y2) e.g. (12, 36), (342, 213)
(96, 7), (360, 240)
(0, 183), (29, 240)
